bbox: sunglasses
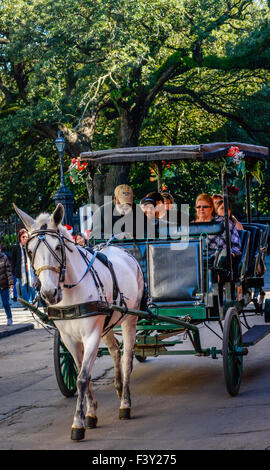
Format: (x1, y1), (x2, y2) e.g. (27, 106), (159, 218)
(196, 205), (211, 209)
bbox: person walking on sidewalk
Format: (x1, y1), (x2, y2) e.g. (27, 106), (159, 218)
(0, 244), (14, 325)
(11, 228), (36, 307)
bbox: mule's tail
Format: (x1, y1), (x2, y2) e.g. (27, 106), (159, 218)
(136, 264), (148, 311)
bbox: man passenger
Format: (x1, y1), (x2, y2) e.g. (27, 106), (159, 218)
(91, 184), (137, 239)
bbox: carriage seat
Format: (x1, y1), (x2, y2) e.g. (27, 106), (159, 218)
(147, 240), (201, 303)
(114, 223), (223, 307)
(244, 223), (269, 276)
(237, 230), (250, 280)
(167, 221), (224, 239)
(242, 224), (264, 276)
(188, 221), (224, 236)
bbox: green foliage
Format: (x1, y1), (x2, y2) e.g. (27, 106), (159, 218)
(1, 233), (17, 251)
(1, 0), (270, 217)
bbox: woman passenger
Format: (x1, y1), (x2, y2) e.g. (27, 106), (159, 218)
(212, 194), (223, 212)
(215, 199), (244, 231)
(194, 193), (241, 257)
(195, 193), (215, 222)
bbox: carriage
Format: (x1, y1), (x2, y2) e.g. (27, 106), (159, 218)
(15, 141), (270, 440)
(49, 141), (270, 399)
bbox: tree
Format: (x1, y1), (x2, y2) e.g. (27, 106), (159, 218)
(1, 0), (270, 214)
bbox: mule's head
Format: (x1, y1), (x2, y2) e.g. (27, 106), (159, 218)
(13, 203), (72, 305)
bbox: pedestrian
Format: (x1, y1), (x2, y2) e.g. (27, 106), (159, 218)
(0, 243), (14, 325)
(0, 241), (17, 300)
(11, 228), (36, 307)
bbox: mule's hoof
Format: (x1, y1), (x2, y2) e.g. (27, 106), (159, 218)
(86, 415), (98, 428)
(119, 408), (131, 419)
(71, 427), (85, 441)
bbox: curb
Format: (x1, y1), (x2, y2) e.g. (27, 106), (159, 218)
(0, 323), (34, 339)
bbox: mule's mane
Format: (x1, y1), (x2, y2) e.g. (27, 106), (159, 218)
(32, 213), (73, 242)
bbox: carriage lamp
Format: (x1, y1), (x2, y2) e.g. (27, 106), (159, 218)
(54, 131), (66, 187)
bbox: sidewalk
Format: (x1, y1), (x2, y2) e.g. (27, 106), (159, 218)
(0, 299), (41, 338)
(1, 256), (270, 338)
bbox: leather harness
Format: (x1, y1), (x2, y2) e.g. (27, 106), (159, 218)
(47, 300), (112, 321)
(26, 229), (127, 330)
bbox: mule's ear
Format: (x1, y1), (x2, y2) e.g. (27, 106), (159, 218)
(51, 203), (64, 226)
(13, 203), (35, 232)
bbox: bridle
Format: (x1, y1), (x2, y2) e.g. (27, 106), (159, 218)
(25, 227), (128, 332)
(26, 228), (102, 291)
(26, 228), (73, 284)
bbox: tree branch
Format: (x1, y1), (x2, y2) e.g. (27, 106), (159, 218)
(165, 84), (262, 139)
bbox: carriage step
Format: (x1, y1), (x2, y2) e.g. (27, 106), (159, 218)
(242, 325), (270, 346)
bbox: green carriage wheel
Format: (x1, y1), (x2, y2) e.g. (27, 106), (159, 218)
(54, 329), (78, 397)
(222, 307), (243, 397)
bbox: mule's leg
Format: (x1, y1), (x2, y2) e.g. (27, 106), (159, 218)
(71, 329), (102, 441)
(102, 330), (122, 398)
(118, 315), (137, 419)
(85, 377), (98, 429)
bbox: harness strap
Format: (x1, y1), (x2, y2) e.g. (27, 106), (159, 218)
(35, 265), (60, 276)
(47, 300), (112, 320)
(78, 247), (120, 303)
(63, 250), (98, 289)
(107, 260), (121, 303)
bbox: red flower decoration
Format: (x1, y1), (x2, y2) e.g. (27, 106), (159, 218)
(227, 185), (240, 195)
(226, 146), (240, 157)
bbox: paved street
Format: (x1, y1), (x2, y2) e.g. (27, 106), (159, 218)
(0, 257), (270, 451)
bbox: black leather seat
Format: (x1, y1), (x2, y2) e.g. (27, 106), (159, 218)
(157, 221), (224, 240)
(245, 223), (269, 276)
(147, 240), (201, 303)
(242, 224), (263, 276)
(237, 230), (250, 280)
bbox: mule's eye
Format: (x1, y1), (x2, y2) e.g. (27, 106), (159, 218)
(55, 245), (61, 251)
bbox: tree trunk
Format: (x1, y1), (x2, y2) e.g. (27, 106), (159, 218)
(91, 108), (141, 205)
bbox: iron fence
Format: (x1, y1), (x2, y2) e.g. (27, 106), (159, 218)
(0, 215), (22, 237)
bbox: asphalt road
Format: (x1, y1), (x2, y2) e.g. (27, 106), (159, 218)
(1, 310), (270, 451)
(1, 256), (270, 451)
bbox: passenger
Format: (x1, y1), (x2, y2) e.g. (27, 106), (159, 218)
(212, 194), (223, 212)
(144, 192), (166, 219)
(194, 193), (241, 257)
(215, 199), (244, 231)
(161, 191), (174, 211)
(140, 196), (156, 220)
(194, 193), (215, 222)
(140, 193), (168, 238)
(91, 184), (137, 239)
(215, 198), (243, 298)
(75, 232), (87, 247)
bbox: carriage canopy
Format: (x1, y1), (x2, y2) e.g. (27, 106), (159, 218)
(80, 142), (269, 165)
